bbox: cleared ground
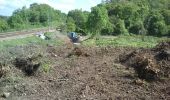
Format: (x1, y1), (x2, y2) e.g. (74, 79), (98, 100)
(0, 32), (169, 100)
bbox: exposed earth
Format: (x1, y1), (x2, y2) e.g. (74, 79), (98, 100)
(0, 33), (169, 100)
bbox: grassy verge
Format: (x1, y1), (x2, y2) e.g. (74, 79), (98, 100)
(0, 32), (63, 50)
(83, 35), (170, 48)
(0, 32), (63, 74)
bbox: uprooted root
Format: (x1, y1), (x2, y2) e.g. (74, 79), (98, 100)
(153, 41), (170, 51)
(120, 51), (159, 80)
(132, 53), (159, 80)
(119, 42), (170, 81)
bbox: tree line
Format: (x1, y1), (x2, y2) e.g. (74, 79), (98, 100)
(0, 3), (66, 32)
(0, 0), (170, 37)
(67, 0), (170, 36)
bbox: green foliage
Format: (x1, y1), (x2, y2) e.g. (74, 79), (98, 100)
(147, 0), (169, 9)
(6, 3), (66, 31)
(129, 20), (146, 35)
(144, 11), (168, 36)
(8, 14), (25, 29)
(29, 10), (40, 24)
(162, 9), (170, 25)
(105, 1), (149, 35)
(97, 0), (170, 36)
(41, 61), (51, 73)
(0, 32), (63, 50)
(114, 19), (129, 35)
(0, 18), (9, 32)
(83, 35), (170, 48)
(1, 0), (170, 37)
(87, 6), (110, 37)
(66, 17), (76, 32)
(67, 9), (89, 34)
(101, 22), (114, 35)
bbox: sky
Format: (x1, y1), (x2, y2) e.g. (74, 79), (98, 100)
(0, 0), (101, 16)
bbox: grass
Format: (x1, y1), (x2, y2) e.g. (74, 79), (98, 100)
(0, 32), (63, 50)
(41, 61), (52, 73)
(0, 32), (64, 74)
(83, 35), (170, 48)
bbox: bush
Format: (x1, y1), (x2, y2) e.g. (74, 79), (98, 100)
(168, 26), (170, 36)
(114, 19), (129, 35)
(129, 21), (146, 35)
(154, 21), (168, 36)
(66, 17), (76, 32)
(144, 11), (168, 36)
(75, 27), (87, 36)
(100, 22), (114, 35)
(0, 18), (9, 32)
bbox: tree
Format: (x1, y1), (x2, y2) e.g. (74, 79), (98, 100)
(86, 6), (110, 37)
(114, 19), (129, 35)
(67, 9), (89, 34)
(0, 18), (8, 32)
(168, 25), (170, 36)
(6, 3), (66, 30)
(162, 9), (170, 25)
(8, 14), (24, 29)
(66, 17), (76, 32)
(29, 10), (40, 24)
(129, 20), (146, 35)
(144, 10), (168, 36)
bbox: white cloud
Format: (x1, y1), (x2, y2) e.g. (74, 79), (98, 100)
(0, 0), (5, 9)
(0, 0), (4, 5)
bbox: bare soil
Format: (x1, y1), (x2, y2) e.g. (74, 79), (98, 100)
(0, 40), (170, 100)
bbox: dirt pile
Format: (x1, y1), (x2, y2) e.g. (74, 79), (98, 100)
(154, 42), (170, 60)
(119, 42), (170, 81)
(14, 55), (41, 76)
(66, 46), (90, 57)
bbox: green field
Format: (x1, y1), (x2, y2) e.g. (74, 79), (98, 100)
(0, 34), (169, 51)
(83, 35), (170, 48)
(0, 32), (63, 50)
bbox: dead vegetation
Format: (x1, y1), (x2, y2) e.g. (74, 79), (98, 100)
(119, 41), (170, 81)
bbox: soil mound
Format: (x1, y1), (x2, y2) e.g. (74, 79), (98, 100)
(153, 42), (170, 61)
(67, 47), (90, 57)
(154, 41), (170, 51)
(119, 42), (170, 81)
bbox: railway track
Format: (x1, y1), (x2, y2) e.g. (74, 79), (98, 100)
(0, 28), (56, 39)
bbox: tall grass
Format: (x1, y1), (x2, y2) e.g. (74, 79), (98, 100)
(83, 35), (170, 48)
